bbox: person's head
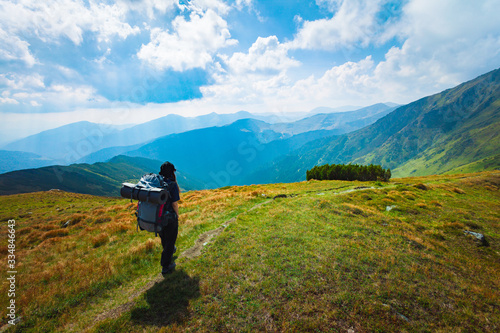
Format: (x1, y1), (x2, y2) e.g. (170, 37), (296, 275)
(159, 161), (176, 180)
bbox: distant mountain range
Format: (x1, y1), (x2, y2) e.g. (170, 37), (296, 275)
(1, 105), (388, 172)
(0, 103), (395, 194)
(1, 111), (267, 165)
(0, 67), (498, 196)
(0, 150), (55, 174)
(78, 103), (395, 164)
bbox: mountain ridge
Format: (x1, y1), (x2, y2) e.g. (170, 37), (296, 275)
(0, 155), (203, 196)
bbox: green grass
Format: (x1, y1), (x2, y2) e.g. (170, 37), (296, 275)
(1, 172), (499, 332)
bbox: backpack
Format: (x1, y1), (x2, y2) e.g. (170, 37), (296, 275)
(120, 173), (173, 236)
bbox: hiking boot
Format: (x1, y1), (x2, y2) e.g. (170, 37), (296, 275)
(162, 262), (176, 276)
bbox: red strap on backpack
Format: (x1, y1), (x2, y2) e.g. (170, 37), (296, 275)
(158, 203), (165, 219)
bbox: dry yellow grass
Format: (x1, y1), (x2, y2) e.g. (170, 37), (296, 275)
(128, 238), (160, 255)
(94, 216), (112, 224)
(91, 233), (110, 247)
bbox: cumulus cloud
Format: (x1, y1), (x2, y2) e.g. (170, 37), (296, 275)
(137, 9), (237, 71)
(200, 36), (300, 104)
(288, 0), (388, 50)
(1, 0), (500, 139)
(379, 0), (500, 80)
(226, 36), (300, 74)
(0, 0), (140, 45)
(287, 57), (376, 104)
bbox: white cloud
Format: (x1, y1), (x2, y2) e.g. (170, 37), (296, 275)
(0, 91), (19, 105)
(226, 36), (300, 74)
(359, 0), (500, 104)
(0, 73), (107, 112)
(234, 0), (253, 10)
(137, 9), (237, 71)
(0, 28), (36, 66)
(382, 0), (500, 78)
(282, 0), (500, 107)
(293, 56), (376, 102)
(289, 0), (387, 50)
(186, 0), (231, 15)
(200, 0), (500, 113)
(200, 36), (300, 105)
(119, 0), (178, 19)
(0, 73), (45, 90)
(0, 0), (140, 45)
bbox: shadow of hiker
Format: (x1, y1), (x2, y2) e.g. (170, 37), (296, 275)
(131, 269), (200, 327)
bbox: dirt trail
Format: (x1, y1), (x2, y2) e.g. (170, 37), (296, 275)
(179, 219), (233, 260)
(180, 199), (273, 260)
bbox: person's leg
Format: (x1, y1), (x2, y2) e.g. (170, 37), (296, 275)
(161, 218), (178, 274)
(159, 228), (169, 268)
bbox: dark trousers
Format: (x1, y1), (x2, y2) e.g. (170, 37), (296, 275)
(159, 216), (178, 268)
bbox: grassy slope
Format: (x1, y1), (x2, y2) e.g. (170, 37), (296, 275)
(1, 172), (499, 332)
(391, 99), (500, 177)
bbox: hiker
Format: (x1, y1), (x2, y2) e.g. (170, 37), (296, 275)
(158, 161), (180, 275)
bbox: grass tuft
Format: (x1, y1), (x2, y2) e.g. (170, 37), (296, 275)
(414, 183), (428, 190)
(91, 233), (110, 248)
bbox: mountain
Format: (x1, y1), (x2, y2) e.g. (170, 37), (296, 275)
(123, 112), (411, 188)
(0, 112), (270, 165)
(308, 105), (361, 113)
(78, 103), (394, 165)
(0, 150), (56, 174)
(249, 68), (500, 183)
(2, 105), (394, 172)
(0, 155), (203, 196)
(1, 121), (122, 163)
(124, 119), (334, 188)
(99, 111), (272, 148)
(76, 143), (145, 164)
(269, 103), (396, 136)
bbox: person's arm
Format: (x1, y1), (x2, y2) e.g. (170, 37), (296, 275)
(172, 201), (179, 217)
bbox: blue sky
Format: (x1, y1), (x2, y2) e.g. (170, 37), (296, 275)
(1, 0), (500, 144)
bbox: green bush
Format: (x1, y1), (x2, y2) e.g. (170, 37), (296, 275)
(306, 163), (391, 182)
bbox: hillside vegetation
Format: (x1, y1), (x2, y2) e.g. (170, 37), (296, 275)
(1, 171), (499, 332)
(0, 156), (204, 196)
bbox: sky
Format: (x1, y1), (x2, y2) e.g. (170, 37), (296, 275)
(1, 0), (500, 145)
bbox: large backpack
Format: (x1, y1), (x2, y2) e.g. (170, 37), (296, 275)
(120, 173), (173, 236)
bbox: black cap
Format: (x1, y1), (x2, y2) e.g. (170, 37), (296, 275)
(160, 161), (176, 177)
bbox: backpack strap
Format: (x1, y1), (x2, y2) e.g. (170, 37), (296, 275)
(154, 204), (160, 237)
(130, 186), (137, 203)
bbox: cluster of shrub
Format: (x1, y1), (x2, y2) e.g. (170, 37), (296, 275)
(306, 163), (391, 181)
